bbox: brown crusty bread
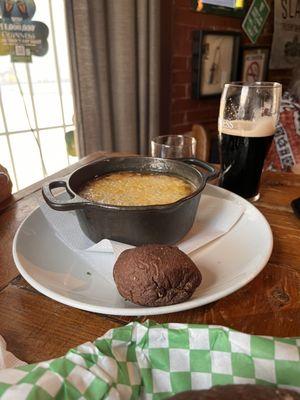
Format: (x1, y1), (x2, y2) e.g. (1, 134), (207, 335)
(168, 385), (300, 400)
(113, 244), (201, 307)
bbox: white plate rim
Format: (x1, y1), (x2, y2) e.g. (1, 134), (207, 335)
(12, 185), (273, 316)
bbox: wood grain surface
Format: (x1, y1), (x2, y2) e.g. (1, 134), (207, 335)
(0, 151), (299, 363)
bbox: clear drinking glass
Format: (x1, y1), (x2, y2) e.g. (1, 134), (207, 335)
(151, 135), (196, 159)
(218, 82), (282, 201)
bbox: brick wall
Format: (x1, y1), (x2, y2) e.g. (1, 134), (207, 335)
(168, 0), (285, 144)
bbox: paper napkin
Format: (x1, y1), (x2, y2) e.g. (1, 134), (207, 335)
(0, 335), (25, 370)
(40, 193), (245, 258)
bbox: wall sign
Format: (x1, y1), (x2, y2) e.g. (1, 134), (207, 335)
(242, 0), (270, 44)
(0, 0), (48, 62)
(269, 0), (300, 69)
(241, 47), (269, 82)
(192, 0), (247, 18)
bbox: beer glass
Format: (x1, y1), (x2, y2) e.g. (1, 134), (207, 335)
(218, 82), (282, 201)
(151, 135), (196, 159)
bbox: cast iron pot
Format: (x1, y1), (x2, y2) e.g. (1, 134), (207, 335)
(42, 156), (217, 246)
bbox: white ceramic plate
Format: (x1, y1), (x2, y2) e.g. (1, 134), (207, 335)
(13, 185), (272, 316)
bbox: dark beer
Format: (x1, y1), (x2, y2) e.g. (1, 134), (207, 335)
(219, 118), (275, 199)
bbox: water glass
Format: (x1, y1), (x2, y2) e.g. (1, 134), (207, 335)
(151, 135), (196, 159)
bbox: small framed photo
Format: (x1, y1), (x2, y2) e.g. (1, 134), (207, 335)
(192, 31), (240, 98)
(192, 0), (247, 18)
(240, 47), (270, 82)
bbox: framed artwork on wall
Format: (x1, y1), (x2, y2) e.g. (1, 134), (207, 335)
(192, 31), (240, 99)
(240, 47), (270, 82)
(192, 0), (247, 18)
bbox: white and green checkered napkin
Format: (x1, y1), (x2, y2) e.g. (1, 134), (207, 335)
(0, 321), (299, 399)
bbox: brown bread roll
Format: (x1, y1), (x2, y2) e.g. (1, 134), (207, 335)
(168, 385), (300, 400)
(113, 244), (201, 306)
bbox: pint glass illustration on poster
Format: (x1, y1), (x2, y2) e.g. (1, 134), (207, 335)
(270, 0), (300, 69)
(241, 48), (269, 82)
(0, 0), (48, 62)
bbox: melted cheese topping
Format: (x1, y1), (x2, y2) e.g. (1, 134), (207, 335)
(78, 172), (195, 206)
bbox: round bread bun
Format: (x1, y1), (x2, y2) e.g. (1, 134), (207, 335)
(168, 385), (300, 399)
(113, 244), (201, 307)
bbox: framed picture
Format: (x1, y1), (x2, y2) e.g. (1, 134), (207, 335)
(192, 0), (247, 18)
(192, 31), (240, 98)
(240, 47), (270, 82)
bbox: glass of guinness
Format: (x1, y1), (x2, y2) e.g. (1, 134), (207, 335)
(218, 82), (282, 201)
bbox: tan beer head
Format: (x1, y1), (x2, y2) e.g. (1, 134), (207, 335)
(219, 116), (276, 138)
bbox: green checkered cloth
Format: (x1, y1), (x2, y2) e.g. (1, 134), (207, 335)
(0, 321), (299, 399)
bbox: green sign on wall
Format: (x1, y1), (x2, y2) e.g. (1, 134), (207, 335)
(242, 0), (270, 44)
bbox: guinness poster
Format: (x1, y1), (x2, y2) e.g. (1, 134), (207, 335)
(0, 0), (48, 62)
(270, 0), (300, 69)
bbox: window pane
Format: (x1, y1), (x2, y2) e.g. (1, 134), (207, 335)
(0, 107), (5, 133)
(62, 82), (74, 125)
(40, 128), (68, 174)
(0, 136), (17, 191)
(29, 0), (57, 83)
(0, 0), (75, 191)
(33, 84), (63, 128)
(52, 0), (73, 82)
(1, 83), (35, 132)
(28, 0), (64, 128)
(12, 63), (28, 85)
(10, 132), (44, 189)
(0, 61), (35, 132)
(28, 45), (57, 84)
(51, 0), (75, 126)
(0, 61), (26, 132)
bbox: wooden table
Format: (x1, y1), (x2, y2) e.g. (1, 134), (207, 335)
(1, 151), (300, 364)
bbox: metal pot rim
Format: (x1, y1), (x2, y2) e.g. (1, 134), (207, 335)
(67, 156), (208, 211)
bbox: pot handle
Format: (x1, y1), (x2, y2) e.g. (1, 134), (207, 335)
(181, 158), (219, 181)
(42, 178), (89, 211)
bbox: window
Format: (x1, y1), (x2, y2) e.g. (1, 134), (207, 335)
(0, 0), (76, 192)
